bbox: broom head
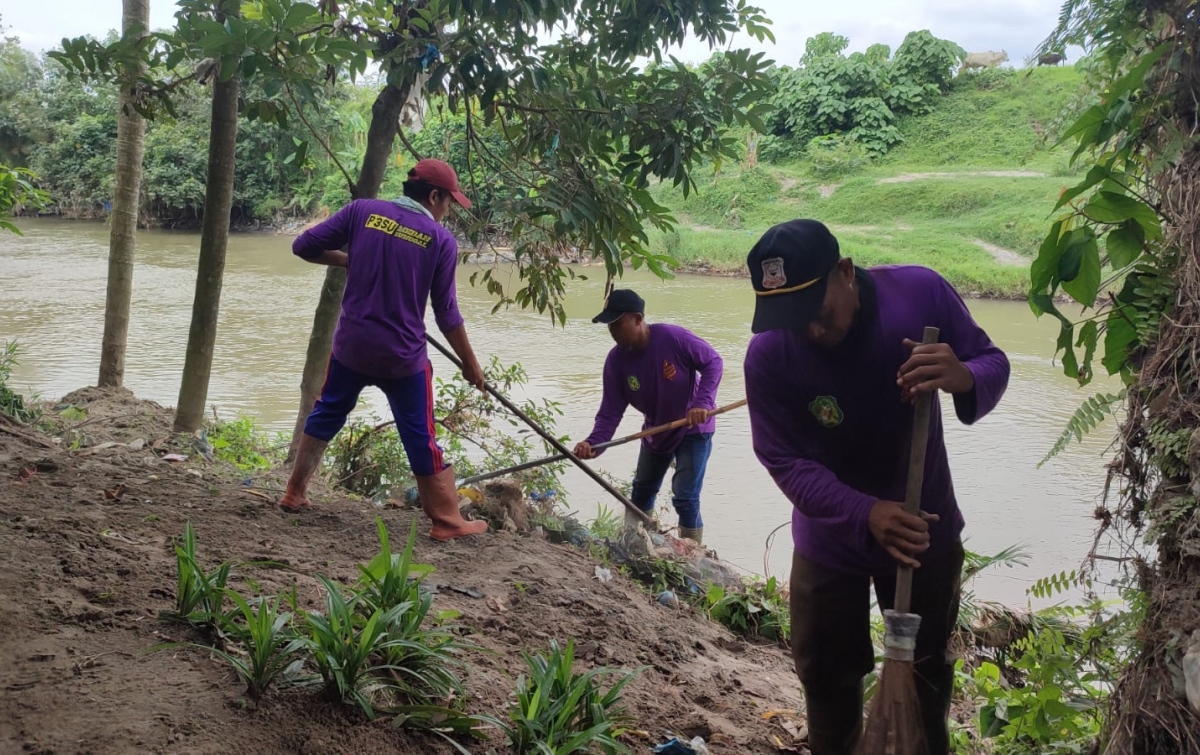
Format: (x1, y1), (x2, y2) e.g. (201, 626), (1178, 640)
(855, 610), (929, 755)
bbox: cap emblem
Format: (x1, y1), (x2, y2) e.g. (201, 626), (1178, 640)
(761, 257), (787, 289)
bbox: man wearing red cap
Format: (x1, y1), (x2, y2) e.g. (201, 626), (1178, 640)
(281, 158), (489, 541)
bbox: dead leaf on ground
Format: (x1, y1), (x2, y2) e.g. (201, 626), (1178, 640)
(486, 595), (508, 613)
(104, 483), (127, 501)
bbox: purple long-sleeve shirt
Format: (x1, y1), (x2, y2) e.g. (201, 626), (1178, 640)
(584, 323), (724, 455)
(744, 265), (1009, 576)
(293, 199), (464, 379)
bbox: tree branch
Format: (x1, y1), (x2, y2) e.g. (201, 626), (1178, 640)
(497, 100), (611, 117)
(285, 81), (356, 197)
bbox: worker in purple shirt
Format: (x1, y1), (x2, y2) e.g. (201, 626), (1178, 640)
(742, 219), (1009, 755)
(572, 289), (724, 544)
(281, 158), (489, 542)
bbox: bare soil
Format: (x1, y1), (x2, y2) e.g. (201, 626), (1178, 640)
(971, 239), (1028, 267)
(0, 388), (804, 754)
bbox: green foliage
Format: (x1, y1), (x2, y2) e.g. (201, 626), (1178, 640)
(207, 414), (284, 471)
(1028, 42), (1173, 388)
(772, 29), (964, 156)
(951, 567), (1141, 754)
(206, 590), (307, 697)
(169, 520), (479, 743)
(702, 576), (790, 643)
(1029, 570), (1082, 600)
(805, 134), (872, 179)
(481, 638), (642, 754)
(0, 20), (46, 165)
(964, 644), (1102, 753)
(655, 166), (780, 229)
(588, 505), (622, 541)
(0, 340), (40, 424)
(169, 521), (232, 626)
(0, 163), (48, 232)
(304, 575), (410, 718)
(355, 520), (471, 707)
(1145, 420), (1193, 481)
(891, 30), (966, 94)
(1039, 389), (1126, 466)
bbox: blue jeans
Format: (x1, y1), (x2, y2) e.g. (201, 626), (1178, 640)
(629, 433), (712, 529)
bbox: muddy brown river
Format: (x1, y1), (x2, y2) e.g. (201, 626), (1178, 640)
(1, 219), (1122, 605)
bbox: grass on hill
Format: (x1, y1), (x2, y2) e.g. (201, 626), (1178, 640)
(650, 67), (1093, 298)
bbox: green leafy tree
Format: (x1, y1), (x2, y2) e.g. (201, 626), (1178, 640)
(772, 29), (965, 156)
(271, 0), (778, 454)
(0, 19), (45, 165)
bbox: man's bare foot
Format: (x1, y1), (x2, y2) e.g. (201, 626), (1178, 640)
(430, 518), (488, 541)
(279, 491), (312, 512)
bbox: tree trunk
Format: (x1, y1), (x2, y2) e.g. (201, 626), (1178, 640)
(97, 0), (149, 388)
(172, 19), (240, 434)
(287, 80), (411, 460)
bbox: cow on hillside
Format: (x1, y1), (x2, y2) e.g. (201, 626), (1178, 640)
(1037, 52), (1066, 66)
(960, 50), (1008, 73)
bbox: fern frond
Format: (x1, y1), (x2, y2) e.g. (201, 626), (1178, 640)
(1039, 389), (1127, 468)
(1028, 570), (1081, 600)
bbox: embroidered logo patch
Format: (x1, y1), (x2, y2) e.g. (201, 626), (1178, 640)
(627, 376), (641, 392)
(808, 395), (844, 428)
(662, 360), (677, 381)
(761, 257), (787, 289)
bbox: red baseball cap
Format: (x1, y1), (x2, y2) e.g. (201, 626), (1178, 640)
(407, 158), (472, 209)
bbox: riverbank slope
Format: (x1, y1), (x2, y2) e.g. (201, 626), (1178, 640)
(0, 386), (804, 754)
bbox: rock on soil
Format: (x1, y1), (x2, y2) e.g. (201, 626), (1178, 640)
(0, 389), (804, 754)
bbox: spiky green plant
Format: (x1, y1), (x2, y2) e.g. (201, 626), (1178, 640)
(588, 505), (623, 541)
(356, 518), (473, 707)
(355, 518), (435, 615)
(481, 639), (643, 754)
(205, 590), (306, 697)
(169, 521), (231, 626)
(303, 575), (409, 719)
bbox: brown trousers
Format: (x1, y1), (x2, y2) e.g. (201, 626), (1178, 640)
(789, 541), (964, 755)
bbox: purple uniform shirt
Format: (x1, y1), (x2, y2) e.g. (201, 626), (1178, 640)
(293, 199), (464, 379)
(744, 265), (1009, 576)
(584, 324), (724, 455)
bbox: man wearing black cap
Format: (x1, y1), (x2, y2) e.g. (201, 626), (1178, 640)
(573, 289), (724, 544)
(742, 219), (1010, 754)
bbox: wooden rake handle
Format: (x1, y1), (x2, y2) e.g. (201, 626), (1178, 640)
(426, 336), (653, 525)
(893, 326), (940, 614)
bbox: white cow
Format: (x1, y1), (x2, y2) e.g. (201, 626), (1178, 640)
(960, 50), (1008, 73)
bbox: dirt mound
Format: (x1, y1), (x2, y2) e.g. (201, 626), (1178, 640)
(50, 385), (175, 446)
(0, 394), (804, 754)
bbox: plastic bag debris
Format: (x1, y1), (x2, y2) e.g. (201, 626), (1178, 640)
(653, 736), (709, 754)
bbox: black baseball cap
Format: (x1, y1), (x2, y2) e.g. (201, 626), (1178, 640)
(747, 219), (841, 333)
(592, 289), (645, 324)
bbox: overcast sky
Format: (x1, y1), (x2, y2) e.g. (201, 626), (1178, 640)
(5, 0), (1069, 67)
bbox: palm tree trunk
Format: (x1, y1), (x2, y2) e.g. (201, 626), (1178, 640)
(172, 5), (241, 433)
(97, 0), (149, 388)
(286, 80), (412, 460)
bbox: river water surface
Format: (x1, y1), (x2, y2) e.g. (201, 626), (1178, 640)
(1, 219), (1123, 605)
